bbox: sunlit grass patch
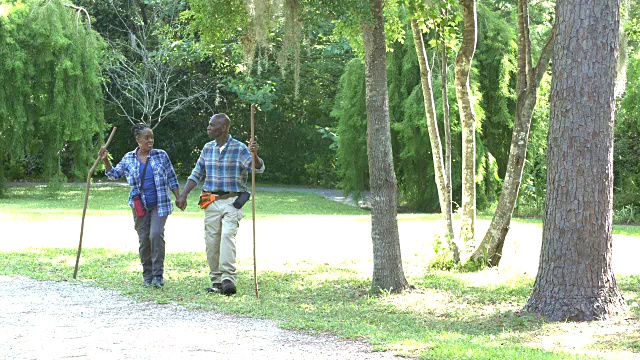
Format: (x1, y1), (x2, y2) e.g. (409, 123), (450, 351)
(1, 184), (369, 220)
(1, 248), (636, 359)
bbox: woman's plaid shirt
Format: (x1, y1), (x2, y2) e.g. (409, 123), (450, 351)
(188, 135), (265, 192)
(105, 148), (179, 217)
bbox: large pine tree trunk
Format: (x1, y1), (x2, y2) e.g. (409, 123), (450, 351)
(524, 0), (626, 321)
(471, 0), (555, 266)
(361, 0), (409, 294)
(455, 0), (478, 249)
(410, 19), (459, 263)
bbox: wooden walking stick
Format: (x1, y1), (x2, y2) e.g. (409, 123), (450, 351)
(73, 127), (117, 279)
(251, 104), (260, 299)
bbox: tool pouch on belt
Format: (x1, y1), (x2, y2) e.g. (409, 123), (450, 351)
(198, 193), (217, 209)
(232, 192), (251, 209)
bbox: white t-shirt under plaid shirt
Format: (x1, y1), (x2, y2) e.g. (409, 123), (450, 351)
(188, 135), (265, 192)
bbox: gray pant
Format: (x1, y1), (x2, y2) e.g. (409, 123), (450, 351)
(133, 207), (167, 280)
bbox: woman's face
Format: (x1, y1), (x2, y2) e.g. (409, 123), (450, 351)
(136, 128), (154, 152)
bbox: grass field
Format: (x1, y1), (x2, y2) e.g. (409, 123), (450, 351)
(1, 183), (639, 359)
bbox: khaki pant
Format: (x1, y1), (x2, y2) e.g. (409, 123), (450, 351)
(203, 197), (243, 284)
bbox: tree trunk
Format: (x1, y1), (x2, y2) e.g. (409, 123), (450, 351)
(524, 0), (626, 321)
(471, 0), (556, 266)
(362, 0), (409, 294)
(455, 0), (478, 250)
(410, 19), (459, 263)
(440, 14), (453, 234)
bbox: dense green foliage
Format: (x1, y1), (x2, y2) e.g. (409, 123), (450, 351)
(333, 59), (369, 198)
(614, 0), (640, 221)
(0, 0), (105, 187)
(2, 0), (640, 222)
(83, 0), (348, 186)
(334, 7), (507, 212)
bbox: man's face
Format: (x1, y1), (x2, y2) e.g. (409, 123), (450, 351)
(207, 117), (225, 139)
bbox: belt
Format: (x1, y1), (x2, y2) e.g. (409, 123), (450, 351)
(201, 191), (240, 200)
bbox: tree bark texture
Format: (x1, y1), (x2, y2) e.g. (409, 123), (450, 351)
(524, 0), (626, 321)
(471, 0), (556, 266)
(455, 0), (478, 248)
(410, 19), (459, 263)
(440, 15), (453, 231)
(362, 0), (409, 294)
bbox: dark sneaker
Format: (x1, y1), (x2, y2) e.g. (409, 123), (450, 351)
(143, 278), (153, 287)
(152, 276), (164, 288)
(222, 279), (236, 296)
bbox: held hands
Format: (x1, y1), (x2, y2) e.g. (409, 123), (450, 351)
(175, 194), (187, 211)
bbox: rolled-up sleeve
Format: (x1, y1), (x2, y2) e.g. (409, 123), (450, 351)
(241, 148), (265, 173)
(164, 152), (179, 190)
(253, 158), (265, 173)
(105, 159), (127, 180)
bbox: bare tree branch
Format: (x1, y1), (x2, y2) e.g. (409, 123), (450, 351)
(102, 5), (214, 128)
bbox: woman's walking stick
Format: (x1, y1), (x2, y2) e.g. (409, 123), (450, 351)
(251, 104), (259, 299)
(73, 127), (117, 279)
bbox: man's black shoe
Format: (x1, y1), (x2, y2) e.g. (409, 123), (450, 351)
(143, 278), (152, 287)
(222, 279), (236, 296)
(206, 282), (223, 293)
(152, 276), (164, 288)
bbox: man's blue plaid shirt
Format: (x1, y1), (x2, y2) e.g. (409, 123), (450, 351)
(188, 135), (265, 192)
(105, 148), (179, 217)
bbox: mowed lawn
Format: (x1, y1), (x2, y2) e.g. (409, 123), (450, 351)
(1, 183), (639, 360)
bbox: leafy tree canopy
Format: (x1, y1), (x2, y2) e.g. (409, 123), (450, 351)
(0, 0), (106, 183)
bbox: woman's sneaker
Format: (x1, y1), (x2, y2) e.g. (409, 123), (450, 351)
(152, 276), (164, 288)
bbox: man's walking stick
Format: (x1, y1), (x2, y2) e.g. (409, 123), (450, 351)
(251, 104), (259, 299)
(73, 127), (117, 279)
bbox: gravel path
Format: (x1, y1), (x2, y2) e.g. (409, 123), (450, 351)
(0, 276), (400, 360)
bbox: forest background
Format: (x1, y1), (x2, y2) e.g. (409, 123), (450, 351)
(1, 0), (639, 223)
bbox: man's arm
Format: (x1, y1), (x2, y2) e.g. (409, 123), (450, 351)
(176, 145), (208, 210)
(249, 140), (264, 170)
(176, 179), (197, 210)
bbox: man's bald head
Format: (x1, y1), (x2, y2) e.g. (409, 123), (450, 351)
(207, 113), (231, 141)
(210, 113), (230, 129)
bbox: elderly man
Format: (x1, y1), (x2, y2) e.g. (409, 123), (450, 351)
(176, 113), (264, 295)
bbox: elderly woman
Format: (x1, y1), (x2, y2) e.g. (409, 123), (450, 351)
(98, 124), (181, 287)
